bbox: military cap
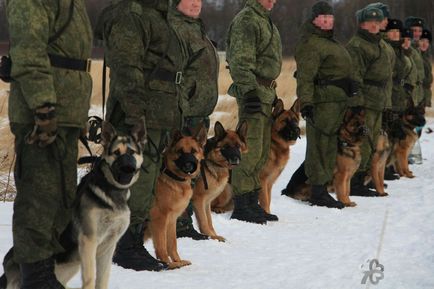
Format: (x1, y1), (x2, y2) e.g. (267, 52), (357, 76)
(401, 28), (413, 39)
(421, 29), (432, 42)
(310, 1), (334, 20)
(404, 16), (425, 29)
(386, 19), (403, 31)
(356, 7), (384, 23)
(366, 2), (390, 18)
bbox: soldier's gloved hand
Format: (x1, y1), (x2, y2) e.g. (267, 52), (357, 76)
(383, 109), (395, 123)
(301, 105), (314, 123)
(350, 106), (364, 114)
(26, 104), (57, 147)
(243, 90), (262, 114)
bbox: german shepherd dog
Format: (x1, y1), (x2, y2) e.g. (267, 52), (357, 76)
(192, 121), (247, 242)
(286, 109), (367, 207)
(393, 100), (426, 178)
(146, 126), (207, 269)
(1, 120), (147, 289)
(258, 99), (300, 214)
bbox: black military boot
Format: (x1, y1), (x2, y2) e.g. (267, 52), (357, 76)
(0, 274), (7, 289)
(113, 224), (168, 271)
(248, 190), (278, 221)
(19, 257), (64, 289)
(309, 185), (345, 209)
(231, 193), (267, 224)
(282, 162), (308, 197)
(176, 203), (209, 240)
(384, 166), (400, 180)
(350, 172), (380, 197)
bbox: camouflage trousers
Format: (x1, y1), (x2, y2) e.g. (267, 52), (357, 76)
(10, 123), (80, 263)
(358, 108), (382, 172)
(231, 101), (272, 196)
(305, 102), (346, 185)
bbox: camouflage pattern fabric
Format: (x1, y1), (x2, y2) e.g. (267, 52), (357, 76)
(295, 22), (351, 185)
(421, 51), (432, 107)
(381, 32), (396, 110)
(389, 40), (413, 112)
(7, 0), (92, 128)
(408, 45), (425, 106)
(226, 0), (282, 196)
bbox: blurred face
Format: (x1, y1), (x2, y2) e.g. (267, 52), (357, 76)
(257, 0), (276, 11)
(360, 20), (381, 34)
(419, 39), (430, 52)
(387, 29), (401, 41)
(402, 37), (412, 49)
(177, 0), (202, 19)
(379, 18), (388, 30)
(312, 15), (335, 31)
(411, 26), (423, 40)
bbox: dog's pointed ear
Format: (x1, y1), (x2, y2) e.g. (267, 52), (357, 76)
(214, 121), (226, 140)
(291, 98), (301, 115)
(272, 99), (284, 119)
(236, 120), (248, 144)
(101, 121), (117, 146)
(194, 124), (208, 147)
(131, 117), (147, 147)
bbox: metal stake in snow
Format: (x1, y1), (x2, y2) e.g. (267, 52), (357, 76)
(362, 209), (389, 288)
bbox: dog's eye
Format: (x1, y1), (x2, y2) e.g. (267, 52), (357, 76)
(113, 149), (121, 156)
(191, 148), (197, 154)
(127, 147), (136, 155)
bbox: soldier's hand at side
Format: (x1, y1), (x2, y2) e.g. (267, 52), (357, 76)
(301, 105), (314, 123)
(382, 109), (395, 123)
(26, 104), (58, 147)
(243, 90), (262, 114)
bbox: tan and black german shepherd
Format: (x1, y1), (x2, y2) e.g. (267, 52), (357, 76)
(146, 126), (207, 269)
(287, 109), (367, 207)
(192, 121), (247, 242)
(1, 120), (147, 289)
(393, 100), (426, 178)
(259, 99), (300, 214)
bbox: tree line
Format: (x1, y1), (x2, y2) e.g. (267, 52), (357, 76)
(0, 0), (433, 55)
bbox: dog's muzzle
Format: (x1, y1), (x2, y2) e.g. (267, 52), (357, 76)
(358, 125), (369, 137)
(175, 153), (198, 174)
(279, 120), (301, 141)
(221, 145), (241, 166)
(111, 154), (138, 185)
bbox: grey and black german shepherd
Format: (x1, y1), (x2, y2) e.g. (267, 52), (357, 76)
(1, 120), (147, 289)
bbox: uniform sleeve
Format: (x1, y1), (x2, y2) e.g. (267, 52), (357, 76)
(227, 18), (258, 96)
(105, 14), (149, 125)
(346, 45), (366, 107)
(294, 39), (320, 108)
(7, 0), (56, 109)
(423, 59), (432, 107)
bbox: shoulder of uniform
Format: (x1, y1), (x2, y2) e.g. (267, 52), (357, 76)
(126, 0), (144, 16)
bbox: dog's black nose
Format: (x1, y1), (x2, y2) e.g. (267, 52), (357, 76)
(182, 162), (197, 174)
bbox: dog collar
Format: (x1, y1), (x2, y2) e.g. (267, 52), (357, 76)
(161, 167), (187, 182)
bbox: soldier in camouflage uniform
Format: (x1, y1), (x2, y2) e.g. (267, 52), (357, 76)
(404, 17), (426, 107)
(346, 7), (393, 197)
(419, 29), (432, 108)
(295, 1), (352, 209)
(1, 0), (92, 287)
(170, 0), (220, 240)
(97, 0), (187, 271)
(226, 0), (282, 224)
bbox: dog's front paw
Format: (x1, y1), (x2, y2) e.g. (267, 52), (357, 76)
(344, 201), (357, 207)
(211, 235), (226, 242)
(168, 260), (191, 269)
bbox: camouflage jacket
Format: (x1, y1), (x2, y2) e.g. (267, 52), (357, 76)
(99, 0), (187, 129)
(421, 51), (432, 107)
(169, 10), (219, 118)
(226, 0), (282, 104)
(388, 40), (412, 112)
(381, 32), (396, 108)
(7, 0), (92, 128)
(295, 22), (353, 108)
(346, 29), (393, 111)
(408, 45), (425, 106)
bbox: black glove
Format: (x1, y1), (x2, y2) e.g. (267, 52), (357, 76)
(300, 105), (314, 122)
(383, 109), (395, 123)
(350, 106), (364, 114)
(243, 90), (262, 114)
(26, 104), (57, 147)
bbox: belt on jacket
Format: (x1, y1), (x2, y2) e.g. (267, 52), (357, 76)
(364, 79), (387, 88)
(256, 76), (277, 89)
(393, 78), (405, 86)
(48, 54), (91, 72)
(146, 68), (183, 84)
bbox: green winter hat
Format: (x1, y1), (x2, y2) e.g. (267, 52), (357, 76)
(404, 16), (425, 29)
(421, 29), (432, 42)
(310, 1), (334, 20)
(356, 7), (384, 23)
(366, 2), (390, 18)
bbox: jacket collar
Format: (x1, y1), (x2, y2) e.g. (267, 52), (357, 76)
(301, 22), (334, 39)
(357, 28), (382, 43)
(246, 0), (271, 18)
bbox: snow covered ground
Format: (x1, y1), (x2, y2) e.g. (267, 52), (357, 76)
(1, 120), (434, 289)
